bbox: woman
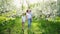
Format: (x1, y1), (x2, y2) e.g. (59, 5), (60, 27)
(26, 9), (32, 29)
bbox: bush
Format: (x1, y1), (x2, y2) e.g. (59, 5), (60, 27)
(0, 16), (16, 34)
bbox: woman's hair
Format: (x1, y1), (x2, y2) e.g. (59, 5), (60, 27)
(26, 10), (28, 13)
(26, 9), (31, 12)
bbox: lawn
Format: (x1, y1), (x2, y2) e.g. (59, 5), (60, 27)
(0, 16), (60, 34)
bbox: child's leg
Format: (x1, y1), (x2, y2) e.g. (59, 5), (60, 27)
(22, 22), (24, 34)
(22, 22), (24, 30)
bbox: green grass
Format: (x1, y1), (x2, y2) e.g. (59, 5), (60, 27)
(0, 16), (60, 34)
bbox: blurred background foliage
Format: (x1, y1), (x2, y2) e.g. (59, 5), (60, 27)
(0, 0), (60, 34)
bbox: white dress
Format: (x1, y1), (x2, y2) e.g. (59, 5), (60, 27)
(22, 16), (26, 22)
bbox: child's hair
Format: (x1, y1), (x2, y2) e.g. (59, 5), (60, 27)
(26, 10), (28, 13)
(22, 13), (26, 16)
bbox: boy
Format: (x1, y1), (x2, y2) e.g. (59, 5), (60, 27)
(22, 13), (26, 32)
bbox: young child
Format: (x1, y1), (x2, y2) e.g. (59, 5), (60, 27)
(22, 13), (26, 31)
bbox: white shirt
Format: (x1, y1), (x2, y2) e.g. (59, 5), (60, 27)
(30, 12), (32, 16)
(26, 13), (32, 19)
(22, 16), (26, 22)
